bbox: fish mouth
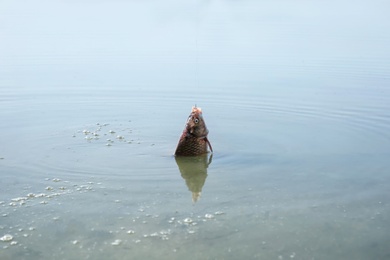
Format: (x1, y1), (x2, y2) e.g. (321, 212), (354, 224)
(192, 106), (202, 114)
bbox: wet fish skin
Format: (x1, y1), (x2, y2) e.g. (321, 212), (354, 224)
(174, 106), (213, 156)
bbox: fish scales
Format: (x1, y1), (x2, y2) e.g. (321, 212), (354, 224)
(174, 106), (213, 156)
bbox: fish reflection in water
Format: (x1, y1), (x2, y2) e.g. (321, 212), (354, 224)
(175, 154), (213, 203)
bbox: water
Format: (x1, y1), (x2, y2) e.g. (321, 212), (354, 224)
(1, 0), (390, 259)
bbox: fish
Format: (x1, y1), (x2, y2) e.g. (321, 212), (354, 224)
(174, 106), (213, 156)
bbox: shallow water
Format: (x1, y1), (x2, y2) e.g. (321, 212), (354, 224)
(1, 0), (390, 259)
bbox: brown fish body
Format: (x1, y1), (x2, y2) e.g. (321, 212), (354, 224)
(174, 106), (213, 156)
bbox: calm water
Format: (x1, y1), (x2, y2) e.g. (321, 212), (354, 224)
(1, 1), (390, 259)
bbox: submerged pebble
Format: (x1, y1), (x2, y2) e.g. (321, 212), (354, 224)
(0, 234), (13, 242)
(205, 214), (215, 219)
(111, 239), (122, 246)
(11, 197), (28, 202)
(183, 218), (193, 224)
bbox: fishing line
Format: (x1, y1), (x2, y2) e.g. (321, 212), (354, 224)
(195, 0), (199, 89)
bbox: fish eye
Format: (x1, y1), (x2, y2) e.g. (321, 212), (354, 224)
(194, 118), (199, 124)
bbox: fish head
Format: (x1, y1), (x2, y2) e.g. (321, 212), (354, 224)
(185, 106), (209, 137)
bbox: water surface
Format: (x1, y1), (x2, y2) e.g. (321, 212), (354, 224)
(1, 1), (390, 259)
